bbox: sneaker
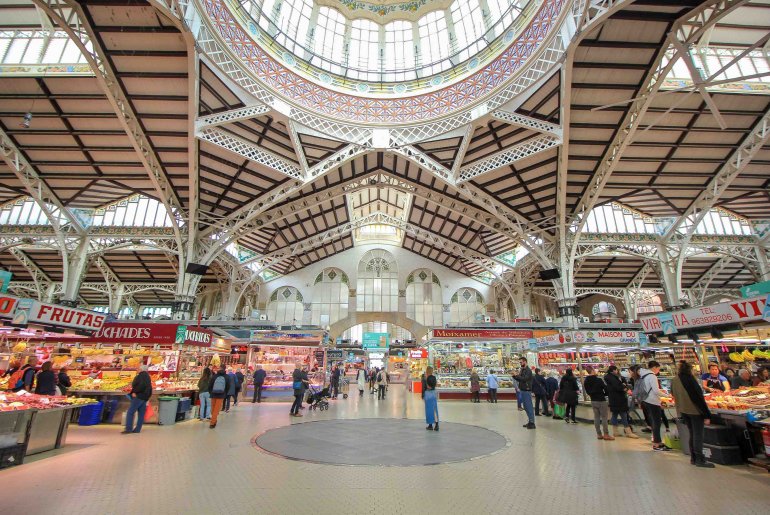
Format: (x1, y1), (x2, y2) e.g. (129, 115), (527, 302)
(433, 423), (439, 432)
(525, 423), (536, 429)
(694, 461), (715, 468)
(426, 424), (433, 430)
(603, 435), (615, 441)
(121, 430), (133, 434)
(641, 427), (652, 433)
(653, 445), (671, 452)
(597, 434), (604, 440)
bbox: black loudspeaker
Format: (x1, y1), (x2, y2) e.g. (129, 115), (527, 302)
(185, 262), (209, 275)
(538, 268), (561, 280)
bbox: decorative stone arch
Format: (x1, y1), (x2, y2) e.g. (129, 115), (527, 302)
(328, 311), (431, 342)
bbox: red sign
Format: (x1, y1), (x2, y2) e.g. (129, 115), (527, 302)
(0, 295), (105, 331)
(89, 323), (213, 347)
(90, 323), (178, 343)
(409, 349), (428, 359)
(432, 329), (534, 339)
(0, 295), (19, 317)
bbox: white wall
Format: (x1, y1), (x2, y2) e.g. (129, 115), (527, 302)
(259, 243), (493, 306)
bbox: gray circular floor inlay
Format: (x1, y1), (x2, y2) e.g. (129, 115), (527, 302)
(253, 418), (509, 466)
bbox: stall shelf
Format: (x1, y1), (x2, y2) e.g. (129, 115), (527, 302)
(243, 335), (326, 400)
(434, 373), (517, 401)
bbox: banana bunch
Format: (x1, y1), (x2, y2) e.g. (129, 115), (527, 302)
(211, 353), (221, 367)
(729, 352), (744, 363)
(752, 349), (770, 359)
(742, 349), (755, 361)
(12, 341), (27, 353)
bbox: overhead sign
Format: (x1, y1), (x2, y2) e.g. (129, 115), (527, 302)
(362, 332), (390, 349)
(0, 271), (11, 293)
(536, 330), (644, 348)
(432, 329), (534, 339)
(0, 295), (106, 331)
(640, 295), (768, 333)
(89, 322), (212, 346)
(327, 350), (344, 360)
(409, 349), (428, 359)
(740, 280), (770, 299)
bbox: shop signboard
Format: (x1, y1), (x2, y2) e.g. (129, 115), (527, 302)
(572, 330), (643, 344)
(314, 350), (325, 368)
(4, 298), (106, 331)
(640, 295), (768, 333)
(432, 329), (534, 339)
(327, 350), (344, 360)
(409, 349), (428, 359)
(362, 332), (390, 349)
(740, 280), (770, 298)
(536, 332), (568, 348)
(763, 294), (770, 323)
(181, 326), (213, 347)
(0, 270), (11, 293)
(89, 322), (212, 346)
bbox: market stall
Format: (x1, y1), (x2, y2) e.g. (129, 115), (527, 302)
(244, 330), (326, 400)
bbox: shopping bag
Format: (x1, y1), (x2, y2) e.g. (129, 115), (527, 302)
(663, 432), (681, 450)
(554, 404), (566, 419)
(144, 401), (155, 422)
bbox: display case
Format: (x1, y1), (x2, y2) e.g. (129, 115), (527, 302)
(245, 344), (324, 399)
(434, 373), (517, 400)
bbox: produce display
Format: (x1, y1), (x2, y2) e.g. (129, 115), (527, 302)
(729, 349), (770, 363)
(435, 374), (515, 390)
(705, 385), (770, 411)
(69, 376), (133, 392)
(0, 392), (95, 412)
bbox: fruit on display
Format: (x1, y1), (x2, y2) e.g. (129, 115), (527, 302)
(752, 348), (770, 359)
(70, 376), (133, 392)
(211, 353), (221, 367)
(11, 341), (27, 353)
(742, 349), (755, 361)
(705, 385), (770, 411)
(729, 352), (744, 363)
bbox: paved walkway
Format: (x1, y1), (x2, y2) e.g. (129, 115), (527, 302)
(3, 385), (769, 514)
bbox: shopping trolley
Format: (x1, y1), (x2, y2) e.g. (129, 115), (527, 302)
(339, 378), (350, 399)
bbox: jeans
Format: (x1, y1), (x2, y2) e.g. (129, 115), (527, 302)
(611, 410), (630, 427)
(199, 391), (211, 419)
(210, 397), (223, 426)
(682, 413), (706, 462)
(378, 384), (385, 399)
(234, 388), (241, 405)
(516, 390), (522, 408)
(290, 394), (303, 415)
(535, 394), (549, 415)
(331, 381), (339, 398)
(643, 402), (663, 444)
(424, 389), (439, 425)
(125, 397), (147, 433)
(565, 403), (577, 422)
(472, 390), (480, 402)
(519, 391), (535, 424)
(488, 388), (497, 403)
(252, 383), (263, 403)
(591, 400), (609, 435)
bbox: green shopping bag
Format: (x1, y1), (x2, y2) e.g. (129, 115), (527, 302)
(663, 432), (681, 450)
(554, 404), (566, 419)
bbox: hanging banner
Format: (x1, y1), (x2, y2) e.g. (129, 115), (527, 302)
(640, 295), (768, 333)
(362, 332), (390, 349)
(740, 280), (770, 298)
(89, 322), (212, 346)
(0, 295), (19, 318)
(536, 330), (644, 348)
(432, 329), (533, 339)
(1, 295), (106, 331)
(0, 270), (12, 293)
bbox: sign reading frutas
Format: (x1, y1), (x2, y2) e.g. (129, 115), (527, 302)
(640, 295), (768, 333)
(0, 294), (105, 331)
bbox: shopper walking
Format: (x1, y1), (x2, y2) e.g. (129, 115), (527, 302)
(486, 370), (499, 403)
(198, 367), (212, 420)
(376, 368), (387, 399)
(208, 365), (230, 429)
(57, 366), (72, 397)
(331, 364), (341, 399)
(545, 373), (559, 418)
(424, 366), (439, 431)
(234, 368), (244, 404)
(671, 360), (715, 468)
(533, 368), (549, 416)
(469, 369), (481, 403)
(604, 366), (637, 438)
(123, 365), (152, 434)
(514, 358), (535, 429)
(225, 367), (238, 412)
(356, 368), (366, 397)
(369, 367), (377, 394)
(635, 360), (668, 451)
(584, 367), (612, 440)
(290, 365), (309, 417)
(558, 369), (579, 424)
(252, 365), (267, 403)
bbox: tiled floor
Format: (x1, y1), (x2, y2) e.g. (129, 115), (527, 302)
(3, 385), (770, 514)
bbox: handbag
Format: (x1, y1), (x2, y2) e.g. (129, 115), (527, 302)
(292, 380), (302, 389)
(554, 404), (566, 418)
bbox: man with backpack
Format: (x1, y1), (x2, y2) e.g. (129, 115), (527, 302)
(208, 365), (230, 429)
(634, 360), (668, 451)
(10, 356), (38, 392)
(377, 368), (387, 400)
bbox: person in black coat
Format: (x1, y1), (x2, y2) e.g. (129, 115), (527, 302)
(34, 361), (57, 396)
(545, 374), (559, 418)
(123, 366), (153, 434)
(208, 365), (231, 429)
(532, 369), (550, 416)
(604, 366), (639, 438)
(58, 367), (72, 396)
(252, 366), (267, 403)
(558, 369), (580, 423)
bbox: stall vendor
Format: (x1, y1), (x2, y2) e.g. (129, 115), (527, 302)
(701, 363), (730, 393)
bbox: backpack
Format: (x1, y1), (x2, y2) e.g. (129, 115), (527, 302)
(9, 366), (29, 391)
(377, 372), (383, 383)
(212, 375), (226, 394)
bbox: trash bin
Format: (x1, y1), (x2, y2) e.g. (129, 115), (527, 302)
(158, 397), (180, 426)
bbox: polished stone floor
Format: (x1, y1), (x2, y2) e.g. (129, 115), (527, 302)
(2, 385), (769, 514)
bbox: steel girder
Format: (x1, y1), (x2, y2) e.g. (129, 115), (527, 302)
(457, 134), (561, 183)
(8, 248), (53, 301)
(489, 110), (563, 138)
(195, 104), (272, 131)
(31, 0), (185, 241)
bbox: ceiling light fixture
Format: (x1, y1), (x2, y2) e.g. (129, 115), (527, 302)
(21, 112), (32, 128)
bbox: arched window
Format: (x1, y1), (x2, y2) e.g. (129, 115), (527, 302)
(357, 249), (398, 312)
(450, 287), (485, 323)
(313, 7), (347, 74)
(311, 268), (349, 326)
(592, 301), (617, 320)
(384, 20), (414, 81)
(275, 0), (312, 53)
(349, 19), (380, 80)
(406, 269), (443, 326)
(450, 0), (485, 61)
(267, 286), (304, 324)
(637, 294), (663, 315)
(418, 10), (451, 75)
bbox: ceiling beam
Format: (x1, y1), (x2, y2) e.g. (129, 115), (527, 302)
(195, 104), (271, 131)
(457, 134), (561, 183)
